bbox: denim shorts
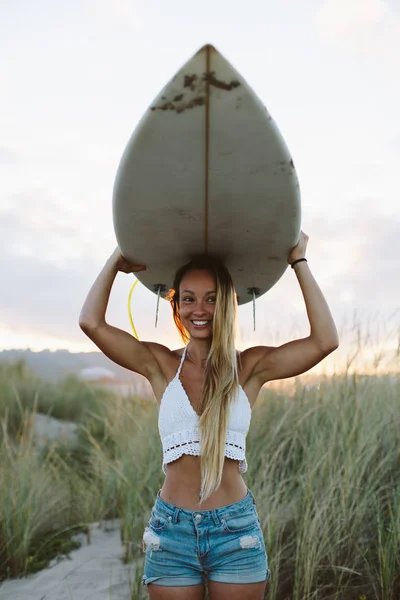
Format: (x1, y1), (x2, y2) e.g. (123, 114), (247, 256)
(141, 488), (270, 587)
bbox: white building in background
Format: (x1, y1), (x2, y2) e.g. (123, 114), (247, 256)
(78, 366), (152, 398)
(80, 367), (116, 381)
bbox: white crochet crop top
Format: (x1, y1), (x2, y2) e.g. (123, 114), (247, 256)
(158, 347), (252, 474)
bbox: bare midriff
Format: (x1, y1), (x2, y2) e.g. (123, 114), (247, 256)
(159, 455), (248, 510)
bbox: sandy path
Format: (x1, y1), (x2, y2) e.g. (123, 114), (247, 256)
(0, 521), (143, 600)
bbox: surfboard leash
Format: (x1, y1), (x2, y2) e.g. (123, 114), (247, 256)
(128, 279), (140, 340)
(128, 281), (166, 339)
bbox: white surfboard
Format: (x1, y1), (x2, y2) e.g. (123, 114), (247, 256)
(113, 44), (301, 305)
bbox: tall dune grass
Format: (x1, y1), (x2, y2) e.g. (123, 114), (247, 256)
(248, 375), (400, 599)
(0, 358), (399, 599)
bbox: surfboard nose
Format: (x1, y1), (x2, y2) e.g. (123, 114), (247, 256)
(196, 43), (218, 55)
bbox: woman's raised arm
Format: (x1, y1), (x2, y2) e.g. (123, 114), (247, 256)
(248, 231), (339, 383)
(78, 248), (163, 379)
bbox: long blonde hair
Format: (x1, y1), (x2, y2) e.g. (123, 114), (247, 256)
(167, 255), (238, 504)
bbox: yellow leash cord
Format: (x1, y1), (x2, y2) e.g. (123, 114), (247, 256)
(128, 279), (139, 340)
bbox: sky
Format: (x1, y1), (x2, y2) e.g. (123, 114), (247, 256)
(1, 0), (399, 374)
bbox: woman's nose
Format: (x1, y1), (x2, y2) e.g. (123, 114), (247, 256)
(192, 302), (207, 314)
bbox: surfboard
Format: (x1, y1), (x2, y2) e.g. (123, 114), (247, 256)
(113, 44), (301, 305)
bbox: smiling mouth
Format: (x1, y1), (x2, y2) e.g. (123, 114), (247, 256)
(192, 320), (211, 327)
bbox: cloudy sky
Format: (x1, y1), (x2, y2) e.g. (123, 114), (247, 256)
(1, 0), (399, 373)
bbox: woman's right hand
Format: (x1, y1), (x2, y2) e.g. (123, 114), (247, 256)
(110, 246), (147, 274)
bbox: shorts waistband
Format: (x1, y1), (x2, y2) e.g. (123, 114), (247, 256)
(153, 488), (256, 527)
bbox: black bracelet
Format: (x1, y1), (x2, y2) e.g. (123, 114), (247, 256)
(291, 258), (307, 269)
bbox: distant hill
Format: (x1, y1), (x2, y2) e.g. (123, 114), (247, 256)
(0, 348), (142, 383)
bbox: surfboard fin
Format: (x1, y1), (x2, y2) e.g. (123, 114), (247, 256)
(153, 284), (167, 328)
(247, 287), (261, 331)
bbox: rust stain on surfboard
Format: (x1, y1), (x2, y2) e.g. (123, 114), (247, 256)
(151, 96), (205, 113)
(184, 74), (198, 90)
(204, 71), (240, 91)
(176, 97), (205, 112)
(151, 62), (240, 114)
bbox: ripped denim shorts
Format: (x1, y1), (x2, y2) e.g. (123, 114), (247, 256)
(141, 487), (271, 587)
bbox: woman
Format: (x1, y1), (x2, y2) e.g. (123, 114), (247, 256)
(79, 231), (338, 600)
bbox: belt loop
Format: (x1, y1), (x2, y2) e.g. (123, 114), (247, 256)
(211, 510), (221, 527)
(172, 507), (180, 524)
(248, 488), (256, 504)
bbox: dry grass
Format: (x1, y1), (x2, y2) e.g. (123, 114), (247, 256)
(0, 341), (399, 598)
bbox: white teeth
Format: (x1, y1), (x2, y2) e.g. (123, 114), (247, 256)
(193, 321), (208, 326)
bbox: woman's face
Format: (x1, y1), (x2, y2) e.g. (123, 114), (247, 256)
(178, 269), (216, 339)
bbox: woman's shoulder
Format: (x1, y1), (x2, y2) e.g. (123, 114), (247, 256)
(238, 345), (272, 362)
(143, 341), (185, 366)
(237, 345), (274, 377)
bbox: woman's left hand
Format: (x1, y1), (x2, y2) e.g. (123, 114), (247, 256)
(287, 230), (309, 265)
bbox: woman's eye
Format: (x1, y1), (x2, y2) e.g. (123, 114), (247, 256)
(207, 297), (216, 303)
(182, 297), (193, 302)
